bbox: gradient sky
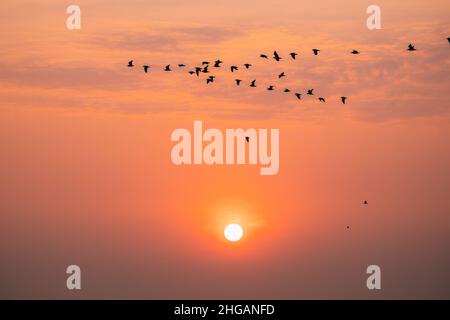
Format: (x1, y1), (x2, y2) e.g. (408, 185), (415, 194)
(0, 0), (449, 299)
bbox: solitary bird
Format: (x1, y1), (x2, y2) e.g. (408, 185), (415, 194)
(143, 65), (150, 73)
(295, 93), (302, 100)
(244, 63), (252, 69)
(202, 65), (209, 73)
(127, 60), (134, 67)
(407, 44), (416, 51)
(250, 80), (257, 87)
(235, 79), (242, 86)
(284, 88), (291, 93)
(267, 85), (275, 91)
(341, 96), (347, 104)
(273, 51), (281, 61)
(307, 89), (314, 95)
(318, 97), (326, 102)
(290, 52), (298, 60)
(363, 200), (368, 205)
(260, 54), (268, 59)
(351, 50), (360, 54)
(278, 72), (286, 79)
(245, 136), (250, 142)
(312, 49), (320, 55)
(230, 66), (238, 72)
(214, 60), (223, 67)
(164, 64), (171, 71)
(178, 64), (186, 67)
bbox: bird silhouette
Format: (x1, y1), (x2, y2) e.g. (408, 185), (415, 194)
(202, 65), (209, 73)
(312, 49), (320, 55)
(214, 60), (223, 67)
(127, 60), (134, 67)
(351, 50), (360, 54)
(363, 200), (368, 205)
(447, 37), (450, 44)
(188, 71), (195, 75)
(230, 66), (238, 72)
(347, 226), (350, 229)
(235, 79), (242, 86)
(290, 52), (298, 60)
(278, 72), (286, 79)
(318, 97), (326, 102)
(407, 44), (416, 51)
(178, 64), (186, 67)
(195, 67), (202, 76)
(164, 65), (171, 71)
(267, 85), (275, 91)
(244, 63), (252, 69)
(295, 93), (302, 100)
(273, 51), (281, 61)
(260, 54), (268, 59)
(143, 65), (150, 73)
(284, 88), (291, 93)
(250, 80), (257, 87)
(202, 61), (209, 65)
(206, 76), (215, 84)
(341, 96), (347, 104)
(307, 89), (314, 95)
(245, 136), (250, 142)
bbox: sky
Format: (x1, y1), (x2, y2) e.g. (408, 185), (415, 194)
(0, 0), (449, 299)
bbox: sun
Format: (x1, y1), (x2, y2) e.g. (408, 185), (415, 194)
(224, 224), (244, 242)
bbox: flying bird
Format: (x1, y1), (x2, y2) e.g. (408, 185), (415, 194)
(351, 50), (360, 54)
(307, 89), (314, 95)
(230, 66), (238, 72)
(178, 64), (186, 67)
(188, 71), (195, 75)
(290, 52), (298, 60)
(312, 49), (320, 55)
(284, 88), (291, 93)
(341, 96), (347, 104)
(278, 72), (286, 79)
(202, 65), (209, 73)
(407, 44), (416, 51)
(143, 65), (150, 73)
(267, 85), (275, 91)
(363, 200), (368, 205)
(295, 93), (302, 100)
(318, 97), (326, 102)
(206, 76), (215, 84)
(250, 80), (257, 87)
(260, 54), (268, 59)
(202, 61), (209, 65)
(245, 136), (250, 142)
(214, 60), (223, 67)
(127, 60), (134, 67)
(273, 51), (281, 61)
(235, 79), (242, 86)
(164, 65), (171, 71)
(447, 37), (450, 44)
(195, 67), (202, 76)
(244, 63), (252, 69)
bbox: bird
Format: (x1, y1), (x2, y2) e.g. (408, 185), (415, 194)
(206, 76), (215, 84)
(273, 51), (281, 61)
(188, 71), (195, 75)
(407, 44), (416, 51)
(278, 72), (286, 79)
(267, 85), (275, 91)
(351, 50), (360, 54)
(447, 37), (450, 44)
(195, 67), (202, 76)
(284, 88), (291, 93)
(235, 79), (242, 86)
(245, 136), (250, 142)
(295, 93), (302, 100)
(363, 200), (368, 205)
(346, 226), (350, 229)
(202, 61), (209, 65)
(312, 49), (320, 55)
(244, 63), (252, 69)
(260, 54), (268, 59)
(230, 66), (238, 72)
(341, 96), (347, 104)
(214, 60), (223, 67)
(178, 64), (186, 67)
(318, 97), (326, 102)
(250, 80), (257, 87)
(290, 52), (298, 60)
(307, 89), (314, 95)
(164, 64), (171, 71)
(202, 65), (209, 73)
(127, 60), (134, 67)
(143, 65), (150, 73)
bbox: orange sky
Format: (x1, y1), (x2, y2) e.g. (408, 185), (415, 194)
(0, 0), (450, 299)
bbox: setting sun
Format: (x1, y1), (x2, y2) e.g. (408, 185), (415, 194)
(224, 224), (244, 242)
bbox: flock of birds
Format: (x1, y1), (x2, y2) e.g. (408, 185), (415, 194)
(126, 39), (450, 106)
